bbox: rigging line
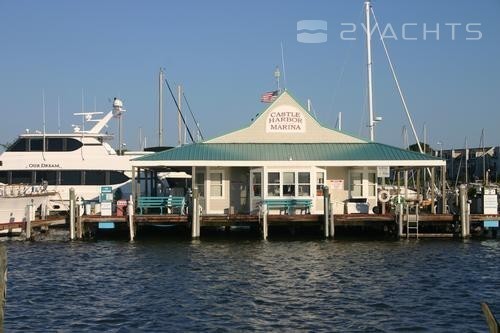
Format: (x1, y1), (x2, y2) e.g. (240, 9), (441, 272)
(371, 7), (423, 154)
(164, 78), (194, 143)
(182, 92), (205, 141)
(330, 4), (364, 115)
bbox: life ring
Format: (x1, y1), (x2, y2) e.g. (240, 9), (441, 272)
(378, 190), (390, 203)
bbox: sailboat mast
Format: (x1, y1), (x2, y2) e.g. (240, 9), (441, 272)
(365, 0), (375, 142)
(159, 68), (164, 147)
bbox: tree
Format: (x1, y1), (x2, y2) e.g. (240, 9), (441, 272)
(408, 142), (435, 155)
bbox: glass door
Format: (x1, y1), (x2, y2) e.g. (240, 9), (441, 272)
(249, 168), (263, 212)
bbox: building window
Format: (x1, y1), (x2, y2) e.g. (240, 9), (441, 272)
(316, 171), (325, 196)
(252, 172), (262, 197)
(267, 172), (280, 197)
(195, 173), (205, 197)
(298, 172), (310, 196)
(210, 172), (223, 197)
(350, 172), (363, 197)
(368, 172), (377, 197)
(282, 172), (295, 196)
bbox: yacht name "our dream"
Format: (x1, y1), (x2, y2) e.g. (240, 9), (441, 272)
(27, 163), (61, 168)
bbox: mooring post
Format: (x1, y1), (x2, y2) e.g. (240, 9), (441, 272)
(329, 201), (335, 238)
(191, 188), (199, 239)
(459, 184), (469, 238)
(323, 186), (330, 238)
(0, 245), (6, 327)
(398, 203), (404, 238)
(76, 204), (83, 240)
(262, 203), (268, 240)
(69, 187), (76, 240)
(25, 204), (33, 240)
(128, 194), (135, 241)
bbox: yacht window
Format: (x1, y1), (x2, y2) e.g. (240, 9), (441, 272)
(60, 171), (82, 185)
(11, 171), (33, 184)
(35, 171), (57, 185)
(65, 138), (83, 151)
(29, 139), (44, 152)
(7, 139), (28, 152)
(47, 138), (64, 151)
(109, 171), (129, 185)
(85, 171), (106, 185)
(0, 171), (8, 184)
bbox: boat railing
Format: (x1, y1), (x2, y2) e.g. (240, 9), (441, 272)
(0, 183), (49, 197)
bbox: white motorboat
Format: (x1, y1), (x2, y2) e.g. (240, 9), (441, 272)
(0, 98), (151, 212)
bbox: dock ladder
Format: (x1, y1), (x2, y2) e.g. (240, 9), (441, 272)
(406, 204), (419, 239)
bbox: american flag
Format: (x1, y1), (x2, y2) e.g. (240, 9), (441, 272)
(260, 90), (279, 103)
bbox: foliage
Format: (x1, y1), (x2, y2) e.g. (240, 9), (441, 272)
(408, 142), (436, 155)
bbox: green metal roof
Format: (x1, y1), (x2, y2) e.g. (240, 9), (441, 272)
(134, 143), (440, 162)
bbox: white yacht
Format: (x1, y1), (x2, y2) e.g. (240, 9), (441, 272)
(0, 98), (150, 213)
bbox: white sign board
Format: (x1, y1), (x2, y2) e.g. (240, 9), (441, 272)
(330, 179), (344, 190)
(483, 194), (498, 214)
(377, 166), (390, 178)
(266, 106), (306, 133)
(101, 201), (113, 216)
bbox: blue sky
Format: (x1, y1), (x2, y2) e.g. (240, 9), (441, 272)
(1, 0), (499, 151)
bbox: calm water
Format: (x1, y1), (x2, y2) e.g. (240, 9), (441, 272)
(3, 233), (499, 332)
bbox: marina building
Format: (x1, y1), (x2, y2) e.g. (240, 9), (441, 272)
(132, 91), (444, 216)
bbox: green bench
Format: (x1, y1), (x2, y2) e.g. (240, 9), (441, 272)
(261, 199), (312, 215)
(166, 196), (186, 215)
(137, 196), (185, 215)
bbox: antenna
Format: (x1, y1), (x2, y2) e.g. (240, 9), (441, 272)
(274, 66), (281, 92)
(42, 89), (46, 161)
(57, 96), (61, 134)
(112, 98), (126, 155)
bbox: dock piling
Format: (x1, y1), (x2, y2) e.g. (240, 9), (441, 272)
(262, 203), (268, 240)
(329, 201), (335, 238)
(0, 245), (6, 327)
(323, 186), (330, 238)
(128, 195), (135, 241)
(459, 184), (470, 238)
(25, 204), (33, 240)
(69, 188), (76, 240)
(191, 188), (200, 238)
